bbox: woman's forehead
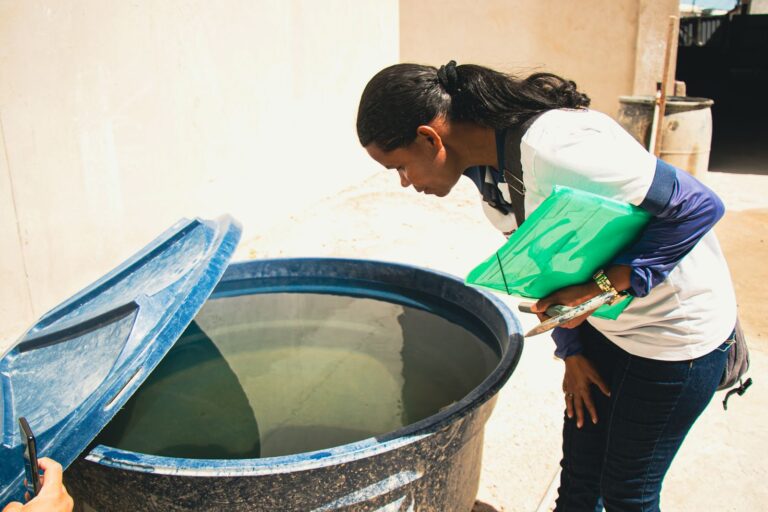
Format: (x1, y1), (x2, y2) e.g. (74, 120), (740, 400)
(365, 144), (412, 168)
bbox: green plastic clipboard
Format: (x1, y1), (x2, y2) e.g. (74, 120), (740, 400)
(466, 185), (651, 320)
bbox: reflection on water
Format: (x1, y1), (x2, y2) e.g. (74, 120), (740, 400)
(94, 293), (499, 458)
(95, 321), (261, 458)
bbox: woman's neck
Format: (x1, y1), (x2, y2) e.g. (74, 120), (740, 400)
(443, 121), (499, 170)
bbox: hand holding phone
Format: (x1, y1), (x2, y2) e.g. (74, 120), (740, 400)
(518, 301), (573, 317)
(18, 417), (41, 497)
(2, 456), (74, 512)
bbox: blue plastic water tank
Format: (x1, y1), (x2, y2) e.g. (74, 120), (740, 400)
(0, 218), (523, 511)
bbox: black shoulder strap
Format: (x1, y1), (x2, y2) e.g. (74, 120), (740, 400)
(496, 113), (545, 228)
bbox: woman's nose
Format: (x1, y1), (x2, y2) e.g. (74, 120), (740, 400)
(398, 170), (411, 188)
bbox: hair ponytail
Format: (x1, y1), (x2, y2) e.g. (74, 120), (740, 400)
(357, 61), (590, 151)
(524, 72), (591, 110)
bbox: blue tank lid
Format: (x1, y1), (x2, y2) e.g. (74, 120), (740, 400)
(0, 216), (241, 504)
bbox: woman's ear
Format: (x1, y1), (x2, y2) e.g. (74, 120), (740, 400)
(416, 125), (444, 151)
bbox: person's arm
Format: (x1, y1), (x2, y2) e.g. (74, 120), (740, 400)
(543, 160), (724, 353)
(545, 265), (632, 357)
(612, 159), (726, 297)
(553, 326), (582, 359)
(2, 458), (73, 512)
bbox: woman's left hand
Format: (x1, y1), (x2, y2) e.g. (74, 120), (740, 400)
(531, 282), (602, 329)
(563, 354), (611, 428)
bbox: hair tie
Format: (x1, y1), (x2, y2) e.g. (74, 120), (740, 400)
(437, 60), (459, 94)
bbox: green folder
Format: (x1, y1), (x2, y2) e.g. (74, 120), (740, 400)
(466, 186), (651, 320)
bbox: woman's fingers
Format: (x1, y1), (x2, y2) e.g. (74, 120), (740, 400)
(532, 297), (554, 314)
(590, 371), (611, 397)
(533, 298), (555, 322)
(581, 361), (611, 397)
(573, 393), (585, 428)
(534, 284), (600, 327)
(2, 502), (23, 512)
(533, 291), (564, 320)
(567, 388), (593, 428)
(565, 393), (574, 419)
(563, 353), (611, 428)
(582, 389), (599, 425)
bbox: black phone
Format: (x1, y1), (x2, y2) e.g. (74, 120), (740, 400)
(19, 417), (41, 497)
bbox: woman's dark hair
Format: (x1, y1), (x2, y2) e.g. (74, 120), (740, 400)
(356, 61), (590, 151)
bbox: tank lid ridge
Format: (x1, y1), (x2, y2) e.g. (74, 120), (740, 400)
(0, 215), (242, 504)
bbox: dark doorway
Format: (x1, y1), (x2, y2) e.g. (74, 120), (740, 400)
(677, 11), (768, 174)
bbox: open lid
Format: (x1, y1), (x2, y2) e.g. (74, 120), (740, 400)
(0, 216), (241, 503)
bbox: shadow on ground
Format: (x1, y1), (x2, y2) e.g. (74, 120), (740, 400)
(472, 500), (502, 512)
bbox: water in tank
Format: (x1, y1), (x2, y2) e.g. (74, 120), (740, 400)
(94, 291), (500, 459)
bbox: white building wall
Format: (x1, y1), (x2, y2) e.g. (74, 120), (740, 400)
(0, 0), (399, 346)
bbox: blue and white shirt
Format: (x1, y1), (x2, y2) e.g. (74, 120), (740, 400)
(467, 108), (737, 361)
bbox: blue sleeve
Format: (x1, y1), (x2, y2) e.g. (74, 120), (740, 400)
(612, 159), (726, 297)
(553, 326), (583, 359)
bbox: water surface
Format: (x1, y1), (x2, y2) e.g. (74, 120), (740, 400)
(95, 293), (499, 458)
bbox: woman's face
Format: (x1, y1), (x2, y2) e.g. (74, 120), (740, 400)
(364, 126), (463, 198)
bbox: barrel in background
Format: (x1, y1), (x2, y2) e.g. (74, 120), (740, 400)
(618, 95), (715, 176)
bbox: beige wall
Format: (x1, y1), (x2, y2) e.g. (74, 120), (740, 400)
(0, 0), (681, 347)
(0, 117), (35, 342)
(751, 0), (768, 14)
(634, 0), (679, 96)
(399, 0), (678, 116)
(0, 0), (399, 346)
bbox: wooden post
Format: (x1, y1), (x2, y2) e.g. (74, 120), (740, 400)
(653, 15), (679, 157)
(648, 82), (662, 154)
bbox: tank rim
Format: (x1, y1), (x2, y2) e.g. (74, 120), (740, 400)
(84, 257), (524, 476)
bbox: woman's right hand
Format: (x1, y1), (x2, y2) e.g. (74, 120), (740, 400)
(563, 354), (611, 428)
(2, 458), (74, 512)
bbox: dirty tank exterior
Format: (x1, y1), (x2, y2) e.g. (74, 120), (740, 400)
(65, 258), (523, 512)
(68, 398), (495, 511)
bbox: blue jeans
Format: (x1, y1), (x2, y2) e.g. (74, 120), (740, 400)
(554, 322), (728, 512)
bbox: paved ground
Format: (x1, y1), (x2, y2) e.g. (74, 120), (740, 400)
(240, 168), (768, 511)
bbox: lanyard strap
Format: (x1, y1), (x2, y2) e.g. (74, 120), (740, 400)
(495, 112), (545, 227)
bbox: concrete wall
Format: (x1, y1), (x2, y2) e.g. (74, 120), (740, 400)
(750, 0), (768, 14)
(0, 0), (399, 345)
(399, 0), (678, 116)
(0, 0), (681, 347)
(634, 0), (680, 96)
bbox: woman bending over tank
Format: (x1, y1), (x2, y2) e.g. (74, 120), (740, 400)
(356, 60), (736, 512)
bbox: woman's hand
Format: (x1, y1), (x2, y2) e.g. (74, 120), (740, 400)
(563, 354), (611, 428)
(531, 265), (633, 329)
(532, 282), (602, 329)
(2, 458), (74, 512)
